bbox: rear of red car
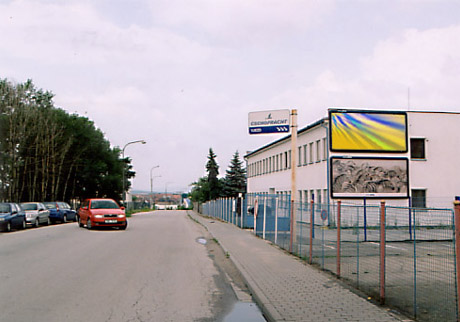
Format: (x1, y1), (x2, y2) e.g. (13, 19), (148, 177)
(78, 198), (127, 230)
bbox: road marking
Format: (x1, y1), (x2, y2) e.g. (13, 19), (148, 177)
(368, 242), (407, 251)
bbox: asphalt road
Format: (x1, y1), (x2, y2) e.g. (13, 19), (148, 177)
(0, 211), (237, 322)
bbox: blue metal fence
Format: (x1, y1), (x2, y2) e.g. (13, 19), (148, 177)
(198, 196), (457, 322)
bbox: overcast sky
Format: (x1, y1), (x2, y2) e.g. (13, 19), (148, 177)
(1, 0), (460, 193)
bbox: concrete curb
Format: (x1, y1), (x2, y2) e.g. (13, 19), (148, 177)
(188, 210), (281, 322)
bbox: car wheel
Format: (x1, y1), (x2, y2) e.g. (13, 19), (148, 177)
(63, 215), (67, 223)
(78, 216), (84, 228)
(22, 220), (26, 229)
(46, 218), (50, 226)
(6, 222), (11, 232)
(120, 222), (128, 230)
(35, 218), (40, 228)
(87, 218), (92, 230)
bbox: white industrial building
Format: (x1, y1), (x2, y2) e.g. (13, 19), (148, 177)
(245, 110), (460, 208)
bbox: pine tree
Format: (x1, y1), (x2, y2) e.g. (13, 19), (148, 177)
(223, 151), (246, 198)
(206, 148), (221, 200)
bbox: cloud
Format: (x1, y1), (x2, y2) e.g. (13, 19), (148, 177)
(147, 0), (335, 47)
(1, 1), (460, 192)
(266, 24), (460, 124)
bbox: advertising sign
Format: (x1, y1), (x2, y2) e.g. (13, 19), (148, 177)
(329, 110), (408, 152)
(248, 109), (290, 134)
(330, 157), (409, 199)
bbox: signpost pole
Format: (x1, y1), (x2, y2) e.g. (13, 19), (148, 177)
(289, 109), (298, 253)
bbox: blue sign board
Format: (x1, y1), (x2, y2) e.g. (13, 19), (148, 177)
(248, 109), (290, 135)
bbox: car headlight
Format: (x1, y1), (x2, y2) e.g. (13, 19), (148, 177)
(95, 215), (103, 218)
(0, 218), (4, 221)
(118, 214), (125, 218)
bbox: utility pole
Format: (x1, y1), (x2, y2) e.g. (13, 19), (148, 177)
(289, 109), (298, 253)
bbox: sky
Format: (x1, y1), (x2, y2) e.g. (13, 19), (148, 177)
(1, 0), (460, 193)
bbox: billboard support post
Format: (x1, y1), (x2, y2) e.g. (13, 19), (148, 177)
(454, 201), (460, 320)
(289, 109), (297, 253)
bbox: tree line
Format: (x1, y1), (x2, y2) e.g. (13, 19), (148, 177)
(0, 79), (134, 203)
(190, 148), (246, 203)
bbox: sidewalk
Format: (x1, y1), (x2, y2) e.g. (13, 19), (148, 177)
(188, 211), (411, 322)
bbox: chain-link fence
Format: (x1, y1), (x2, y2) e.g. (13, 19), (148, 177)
(199, 195), (458, 322)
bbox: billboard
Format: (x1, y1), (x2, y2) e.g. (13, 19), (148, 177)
(248, 109), (290, 134)
(329, 110), (407, 152)
(330, 157), (409, 199)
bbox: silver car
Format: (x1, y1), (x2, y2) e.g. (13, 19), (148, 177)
(20, 202), (51, 227)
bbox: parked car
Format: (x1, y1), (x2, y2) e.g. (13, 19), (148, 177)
(43, 201), (77, 223)
(248, 204), (273, 216)
(0, 203), (26, 232)
(20, 202), (51, 227)
(77, 198), (127, 230)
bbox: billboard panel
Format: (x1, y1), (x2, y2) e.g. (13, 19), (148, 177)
(330, 157), (409, 199)
(248, 109), (290, 134)
(329, 110), (407, 152)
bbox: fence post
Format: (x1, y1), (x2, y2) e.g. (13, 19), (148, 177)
(275, 197), (279, 245)
(380, 200), (386, 305)
(263, 196), (267, 240)
(363, 198), (368, 242)
(240, 196), (244, 229)
(337, 200), (341, 278)
(309, 200), (314, 265)
(254, 196), (258, 235)
(454, 201), (460, 321)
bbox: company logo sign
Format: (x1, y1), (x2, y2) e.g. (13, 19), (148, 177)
(248, 109), (290, 134)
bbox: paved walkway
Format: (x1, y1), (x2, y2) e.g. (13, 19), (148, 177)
(188, 211), (411, 322)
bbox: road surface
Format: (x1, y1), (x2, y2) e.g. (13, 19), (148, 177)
(0, 211), (240, 322)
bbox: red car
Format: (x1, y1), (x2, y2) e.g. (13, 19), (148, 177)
(77, 198), (127, 230)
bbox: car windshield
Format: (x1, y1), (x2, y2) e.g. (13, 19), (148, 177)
(21, 203), (38, 211)
(90, 200), (119, 209)
(43, 202), (57, 209)
(0, 204), (11, 213)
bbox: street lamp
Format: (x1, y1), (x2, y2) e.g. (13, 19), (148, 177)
(150, 165), (160, 209)
(122, 140), (146, 208)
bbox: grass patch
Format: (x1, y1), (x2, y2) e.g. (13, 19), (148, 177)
(125, 208), (153, 217)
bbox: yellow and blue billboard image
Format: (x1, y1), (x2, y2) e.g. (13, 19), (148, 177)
(329, 110), (407, 152)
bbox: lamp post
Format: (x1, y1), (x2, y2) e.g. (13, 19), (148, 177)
(150, 165), (160, 209)
(122, 140), (146, 208)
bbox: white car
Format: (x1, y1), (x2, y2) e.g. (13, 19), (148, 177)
(20, 202), (51, 227)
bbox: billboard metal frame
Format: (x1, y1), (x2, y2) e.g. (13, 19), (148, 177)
(329, 109), (408, 153)
(330, 156), (410, 199)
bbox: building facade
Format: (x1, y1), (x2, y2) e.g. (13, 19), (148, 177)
(245, 111), (460, 208)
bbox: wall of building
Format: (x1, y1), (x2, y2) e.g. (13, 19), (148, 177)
(246, 119), (329, 203)
(246, 111), (460, 208)
(408, 112), (460, 207)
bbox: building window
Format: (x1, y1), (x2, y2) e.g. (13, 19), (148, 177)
(276, 154), (279, 171)
(317, 189), (322, 205)
(309, 143), (314, 164)
(284, 151), (288, 169)
(411, 138), (426, 159)
(288, 150), (291, 169)
(303, 144), (308, 165)
(412, 189), (426, 208)
(322, 138), (327, 161)
(316, 140), (321, 162)
(298, 146), (302, 166)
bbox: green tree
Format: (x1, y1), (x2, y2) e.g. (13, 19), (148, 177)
(0, 79), (132, 203)
(206, 148), (221, 200)
(189, 176), (210, 203)
(222, 151), (246, 198)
